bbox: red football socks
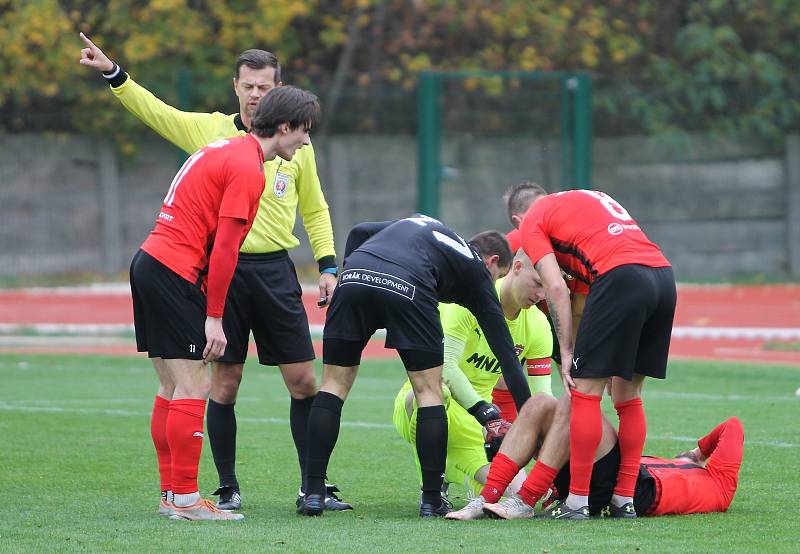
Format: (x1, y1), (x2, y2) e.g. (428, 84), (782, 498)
(491, 388), (517, 423)
(166, 398), (206, 494)
(480, 453), (520, 503)
(518, 461), (558, 507)
(614, 397), (646, 497)
(150, 395), (172, 492)
(568, 390), (602, 496)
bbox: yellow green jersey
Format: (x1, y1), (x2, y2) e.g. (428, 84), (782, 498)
(109, 75), (335, 261)
(440, 277), (553, 399)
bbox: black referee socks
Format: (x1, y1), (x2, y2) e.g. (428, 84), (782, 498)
(306, 391), (344, 497)
(206, 399), (238, 488)
(290, 395), (316, 492)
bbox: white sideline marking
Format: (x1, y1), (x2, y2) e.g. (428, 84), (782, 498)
(646, 391), (798, 403)
(1, 323), (799, 341)
(672, 327), (800, 340)
(0, 401), (797, 448)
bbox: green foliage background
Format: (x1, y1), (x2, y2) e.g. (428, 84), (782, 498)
(1, 0), (799, 147)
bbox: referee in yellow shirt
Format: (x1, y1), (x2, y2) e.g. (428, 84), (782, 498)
(79, 33), (350, 512)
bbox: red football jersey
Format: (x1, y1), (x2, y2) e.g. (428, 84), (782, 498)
(519, 190), (670, 285)
(141, 135), (265, 283)
(642, 418), (743, 516)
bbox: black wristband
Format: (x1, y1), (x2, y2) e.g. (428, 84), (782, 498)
(102, 63), (128, 88)
(317, 255), (336, 273)
(467, 400), (501, 426)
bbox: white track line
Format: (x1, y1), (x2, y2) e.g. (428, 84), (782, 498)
(2, 323), (800, 341)
(0, 402), (796, 448)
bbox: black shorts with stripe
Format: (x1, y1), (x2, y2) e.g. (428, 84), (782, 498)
(219, 251), (315, 366)
(572, 264), (676, 380)
(322, 251), (444, 371)
(130, 249), (206, 360)
(553, 441), (621, 516)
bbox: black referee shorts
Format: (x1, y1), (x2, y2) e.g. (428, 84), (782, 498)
(553, 441), (621, 516)
(219, 251), (315, 366)
(130, 249), (206, 360)
(322, 251), (444, 371)
(572, 264), (676, 381)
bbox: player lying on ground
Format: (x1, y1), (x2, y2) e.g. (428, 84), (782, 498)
(128, 87), (318, 521)
(446, 391), (744, 519)
(298, 218), (532, 517)
(393, 248), (553, 500)
(79, 33), (349, 512)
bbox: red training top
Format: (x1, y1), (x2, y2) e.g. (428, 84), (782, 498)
(140, 135), (266, 315)
(518, 190), (670, 285)
(643, 417), (743, 516)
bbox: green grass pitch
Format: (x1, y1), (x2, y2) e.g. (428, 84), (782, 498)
(1, 353), (798, 552)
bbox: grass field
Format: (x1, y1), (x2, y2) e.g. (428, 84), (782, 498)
(1, 353), (799, 553)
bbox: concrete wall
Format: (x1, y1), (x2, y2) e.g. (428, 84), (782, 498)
(1, 131), (797, 280)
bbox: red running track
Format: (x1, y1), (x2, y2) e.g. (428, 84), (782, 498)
(1, 284), (799, 365)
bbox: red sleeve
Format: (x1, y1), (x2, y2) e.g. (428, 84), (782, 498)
(506, 229), (521, 253)
(491, 388), (517, 423)
(698, 417), (744, 468)
(518, 202), (554, 267)
(206, 216), (247, 317)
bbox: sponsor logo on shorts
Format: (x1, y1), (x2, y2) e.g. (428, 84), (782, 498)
(339, 268), (416, 300)
(192, 431), (204, 438)
(274, 172), (290, 197)
(158, 211), (174, 222)
(607, 222), (640, 235)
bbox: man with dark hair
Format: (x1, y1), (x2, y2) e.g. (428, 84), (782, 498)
(79, 33), (350, 512)
(514, 187), (675, 519)
(297, 217), (532, 517)
(129, 86), (316, 521)
(393, 247), (554, 501)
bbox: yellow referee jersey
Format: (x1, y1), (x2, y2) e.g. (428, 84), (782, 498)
(110, 76), (335, 260)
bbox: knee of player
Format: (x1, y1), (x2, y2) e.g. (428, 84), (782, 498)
(286, 371), (318, 398)
(518, 393), (556, 420)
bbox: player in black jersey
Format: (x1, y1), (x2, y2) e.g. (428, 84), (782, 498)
(297, 216), (532, 517)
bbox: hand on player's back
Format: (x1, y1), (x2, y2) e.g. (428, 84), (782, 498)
(78, 32), (115, 72)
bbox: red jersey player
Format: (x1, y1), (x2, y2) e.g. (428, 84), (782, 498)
(515, 186), (676, 519)
(446, 386), (743, 520)
(129, 86), (319, 521)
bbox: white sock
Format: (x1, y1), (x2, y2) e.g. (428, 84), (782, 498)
(611, 494), (633, 508)
(565, 493), (588, 510)
(173, 492), (200, 507)
(506, 469), (527, 495)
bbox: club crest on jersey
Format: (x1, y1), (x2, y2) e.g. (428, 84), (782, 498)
(514, 344), (524, 357)
(273, 172), (290, 198)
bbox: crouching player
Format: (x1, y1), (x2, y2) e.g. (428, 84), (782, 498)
(299, 218), (533, 517)
(393, 247), (554, 500)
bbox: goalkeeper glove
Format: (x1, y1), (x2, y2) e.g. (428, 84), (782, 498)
(468, 400), (512, 461)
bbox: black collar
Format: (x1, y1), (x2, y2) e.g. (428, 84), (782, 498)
(233, 113), (248, 132)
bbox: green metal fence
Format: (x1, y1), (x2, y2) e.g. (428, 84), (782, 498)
(416, 71), (592, 217)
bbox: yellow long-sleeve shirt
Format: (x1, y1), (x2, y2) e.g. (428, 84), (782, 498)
(110, 75), (335, 262)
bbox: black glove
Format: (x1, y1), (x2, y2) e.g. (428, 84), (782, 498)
(468, 401), (512, 461)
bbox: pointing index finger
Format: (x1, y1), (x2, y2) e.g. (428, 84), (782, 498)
(79, 32), (96, 49)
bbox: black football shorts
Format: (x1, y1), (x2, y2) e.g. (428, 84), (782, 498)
(572, 264), (676, 380)
(219, 251), (315, 366)
(322, 251), (444, 370)
(553, 441), (621, 515)
(130, 249), (206, 360)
